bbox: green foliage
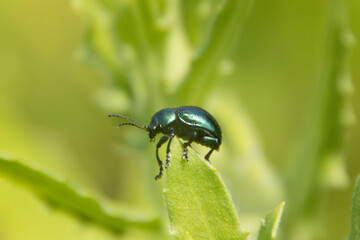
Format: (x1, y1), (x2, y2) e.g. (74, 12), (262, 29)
(74, 0), (252, 112)
(257, 202), (285, 240)
(164, 138), (249, 240)
(0, 0), (358, 239)
(349, 176), (360, 240)
(285, 0), (354, 233)
(177, 0), (252, 104)
(0, 156), (160, 233)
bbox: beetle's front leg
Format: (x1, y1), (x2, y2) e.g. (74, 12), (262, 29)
(165, 131), (175, 169)
(155, 136), (169, 180)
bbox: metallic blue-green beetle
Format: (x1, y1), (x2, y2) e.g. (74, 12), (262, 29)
(109, 106), (222, 180)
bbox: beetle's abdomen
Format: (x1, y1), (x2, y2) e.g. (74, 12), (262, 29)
(177, 106), (222, 143)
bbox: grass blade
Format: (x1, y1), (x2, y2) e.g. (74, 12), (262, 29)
(0, 156), (160, 233)
(163, 138), (249, 240)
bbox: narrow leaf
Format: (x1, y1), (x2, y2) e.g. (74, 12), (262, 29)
(0, 156), (160, 233)
(177, 0), (252, 104)
(258, 202), (285, 240)
(181, 0), (224, 50)
(163, 138), (249, 240)
(349, 176), (360, 240)
(286, 0), (354, 218)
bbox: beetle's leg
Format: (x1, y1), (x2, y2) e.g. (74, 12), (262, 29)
(155, 136), (169, 180)
(165, 132), (175, 169)
(182, 140), (193, 161)
(205, 147), (216, 161)
(201, 136), (219, 162)
(182, 132), (198, 161)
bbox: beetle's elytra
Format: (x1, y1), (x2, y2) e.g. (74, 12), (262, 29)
(109, 106), (222, 180)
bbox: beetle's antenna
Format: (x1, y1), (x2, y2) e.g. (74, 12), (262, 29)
(108, 114), (148, 131)
(116, 123), (148, 131)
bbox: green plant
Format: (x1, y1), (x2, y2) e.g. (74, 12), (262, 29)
(0, 0), (357, 239)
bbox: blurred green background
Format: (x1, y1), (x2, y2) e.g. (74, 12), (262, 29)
(0, 0), (359, 239)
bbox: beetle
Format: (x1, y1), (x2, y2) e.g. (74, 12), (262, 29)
(108, 106), (222, 180)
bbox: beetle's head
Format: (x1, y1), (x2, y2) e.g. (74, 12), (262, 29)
(148, 117), (161, 142)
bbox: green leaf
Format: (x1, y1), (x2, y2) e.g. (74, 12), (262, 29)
(258, 202), (285, 240)
(349, 176), (360, 240)
(0, 156), (160, 233)
(163, 138), (249, 240)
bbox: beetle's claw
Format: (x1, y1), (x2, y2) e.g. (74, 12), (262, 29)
(155, 167), (163, 180)
(183, 149), (189, 161)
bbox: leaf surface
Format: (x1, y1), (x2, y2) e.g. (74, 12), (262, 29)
(163, 138), (248, 240)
